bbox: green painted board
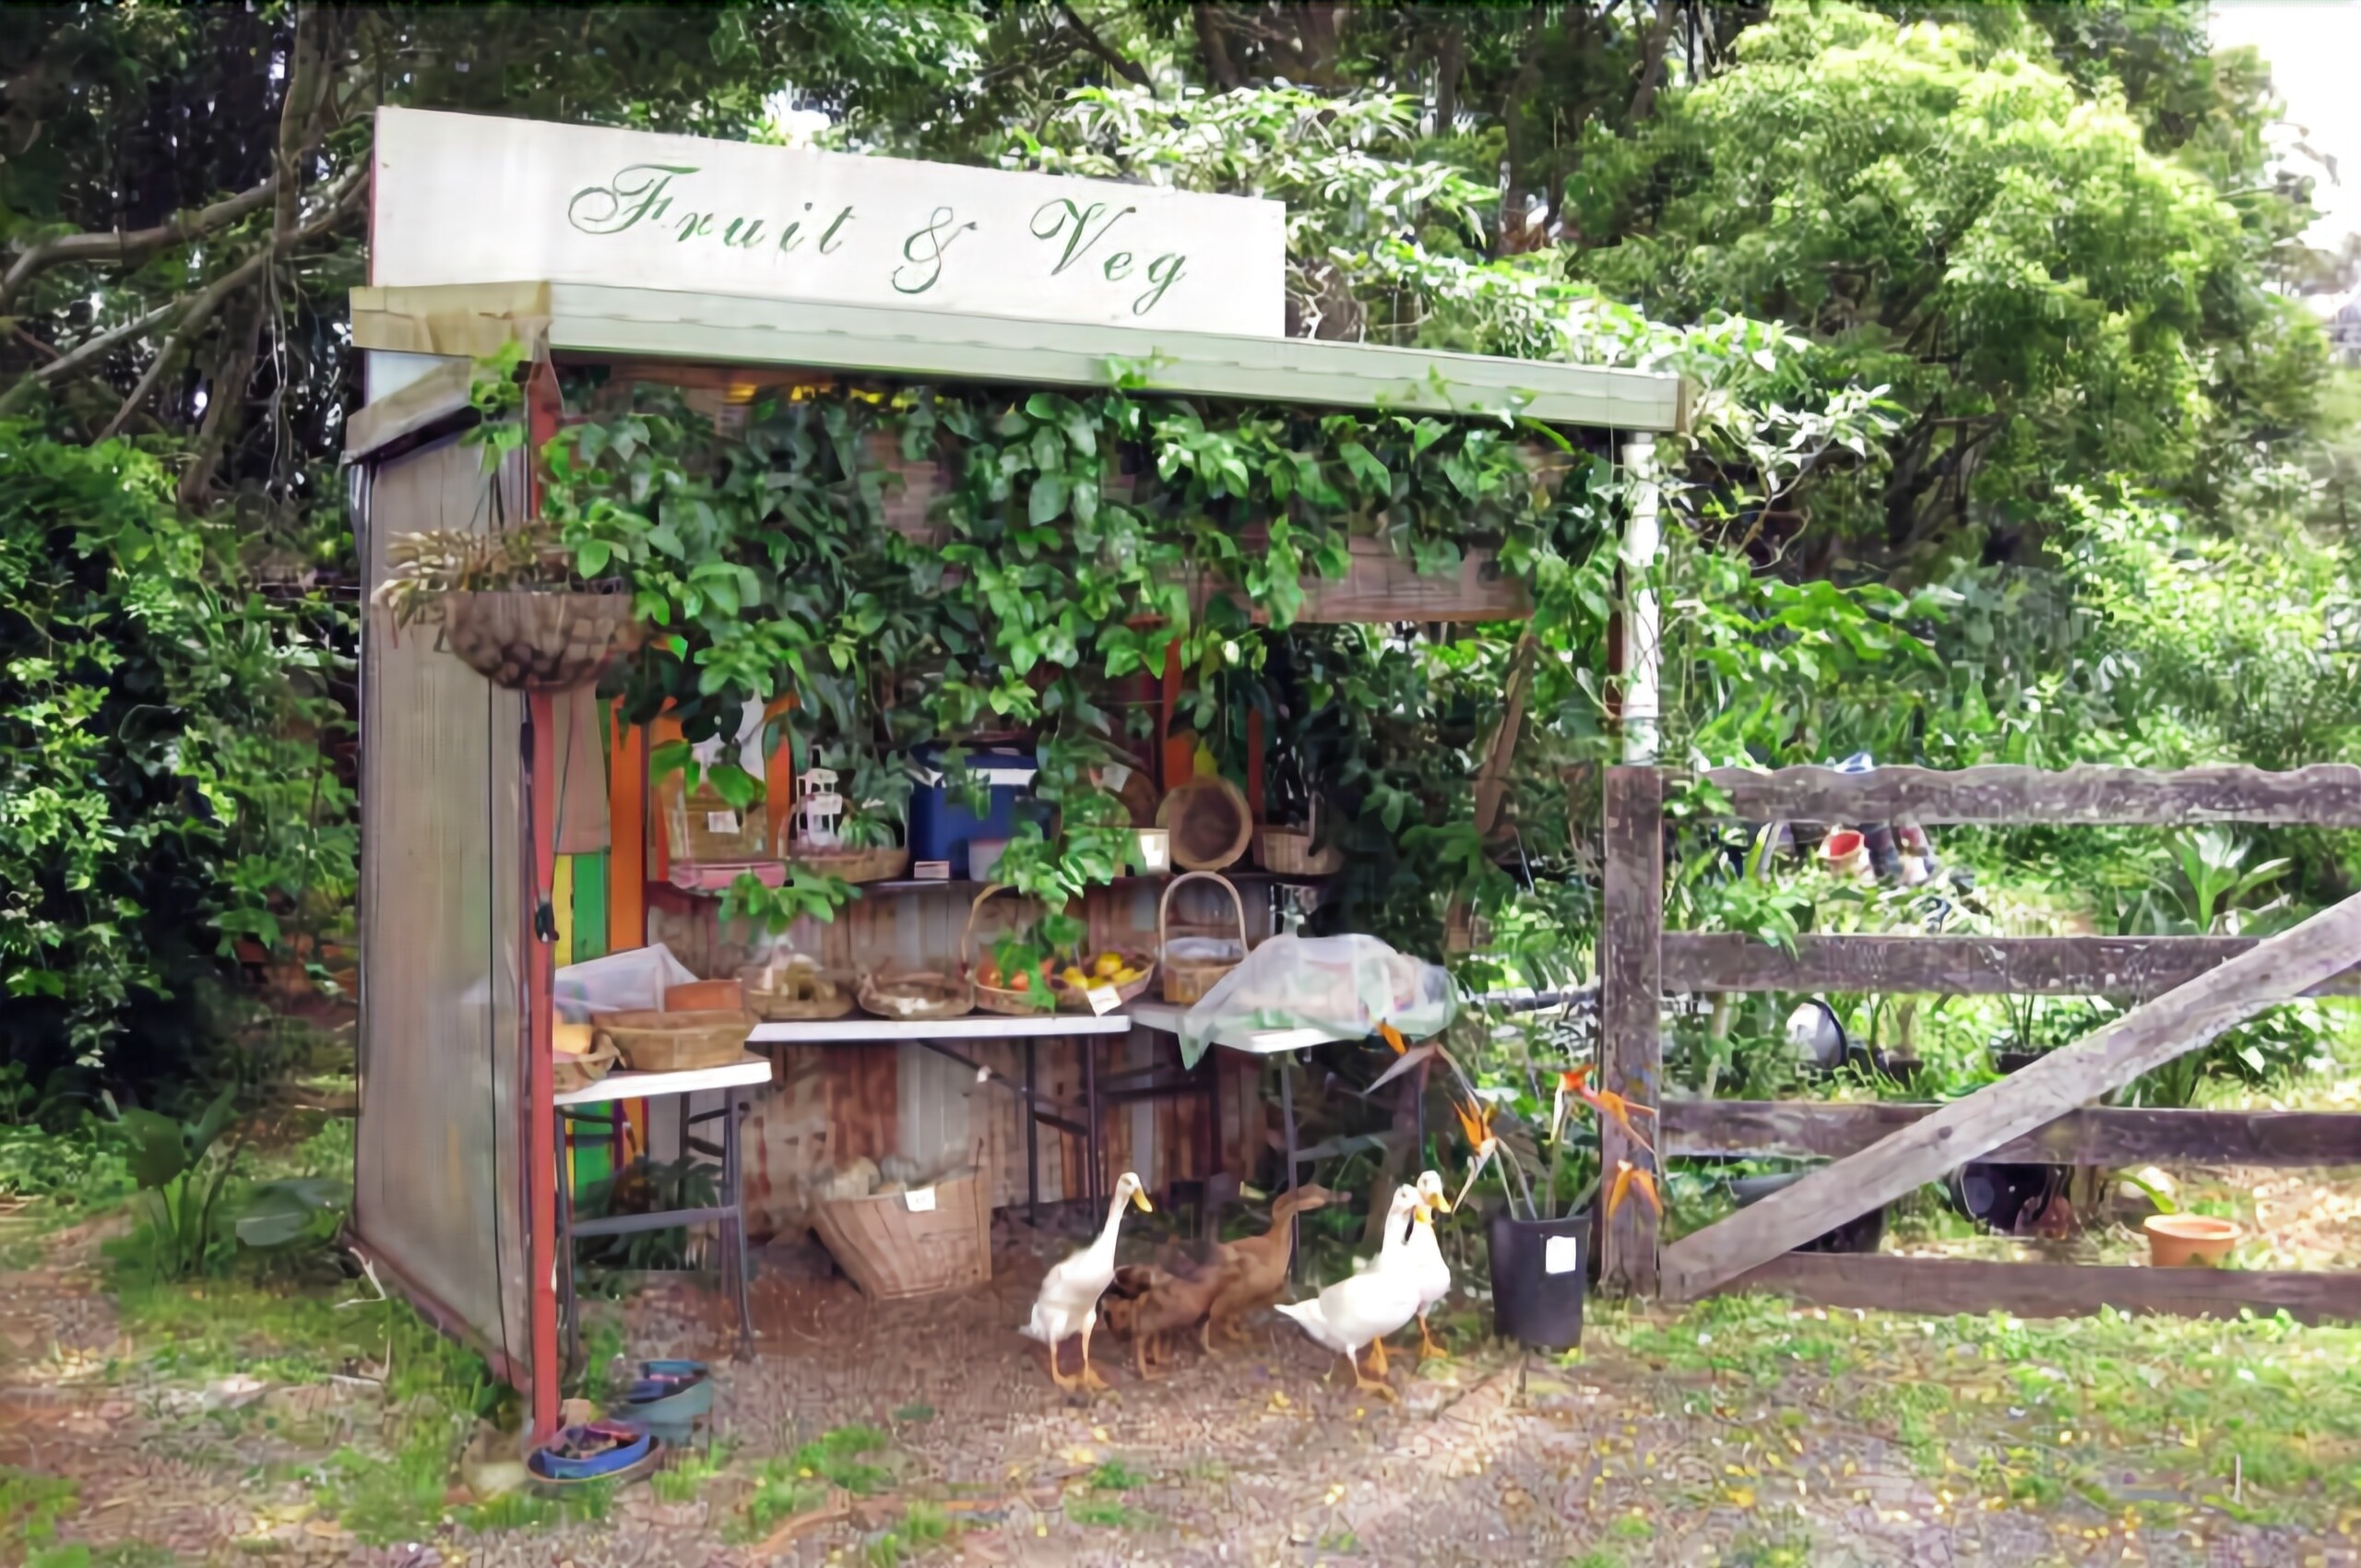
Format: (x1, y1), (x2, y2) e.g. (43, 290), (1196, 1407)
(573, 851), (609, 964)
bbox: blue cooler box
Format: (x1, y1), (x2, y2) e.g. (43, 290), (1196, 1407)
(908, 744), (1038, 877)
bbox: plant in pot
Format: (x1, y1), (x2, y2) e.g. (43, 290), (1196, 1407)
(789, 747), (915, 883)
(1451, 1063), (1660, 1351)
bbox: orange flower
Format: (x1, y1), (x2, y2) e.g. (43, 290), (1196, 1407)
(1606, 1159), (1664, 1221)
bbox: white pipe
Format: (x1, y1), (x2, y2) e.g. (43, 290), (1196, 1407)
(1620, 433), (1661, 765)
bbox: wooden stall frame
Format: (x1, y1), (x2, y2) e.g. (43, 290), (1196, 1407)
(1596, 761), (2361, 1319)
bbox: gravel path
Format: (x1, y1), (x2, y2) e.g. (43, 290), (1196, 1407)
(0, 1225), (2347, 1568)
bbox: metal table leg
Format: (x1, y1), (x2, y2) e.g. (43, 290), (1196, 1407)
(1025, 1039), (1040, 1229)
(555, 1113), (578, 1371)
(1084, 1035), (1101, 1212)
(1281, 1052), (1300, 1286)
(721, 1085), (753, 1357)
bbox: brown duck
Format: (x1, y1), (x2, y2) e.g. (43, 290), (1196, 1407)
(1201, 1184), (1338, 1349)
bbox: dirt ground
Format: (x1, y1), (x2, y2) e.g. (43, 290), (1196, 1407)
(3, 1208), (2355, 1568)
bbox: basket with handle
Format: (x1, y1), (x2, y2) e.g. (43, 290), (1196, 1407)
(809, 1140), (991, 1301)
(552, 1034), (622, 1096)
(964, 884), (1059, 1016)
(1255, 799), (1344, 878)
(1158, 871), (1249, 1005)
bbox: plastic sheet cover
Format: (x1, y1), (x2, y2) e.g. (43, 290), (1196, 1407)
(1177, 933), (1454, 1067)
(353, 438), (534, 1384)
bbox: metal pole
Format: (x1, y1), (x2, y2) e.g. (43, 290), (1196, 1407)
(1025, 1039), (1041, 1229)
(1620, 432), (1661, 766)
(1280, 1053), (1300, 1287)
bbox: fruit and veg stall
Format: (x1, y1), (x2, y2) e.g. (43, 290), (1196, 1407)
(343, 103), (1689, 1443)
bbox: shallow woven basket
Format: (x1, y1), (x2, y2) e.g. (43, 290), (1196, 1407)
(552, 1036), (621, 1096)
(1157, 776), (1252, 872)
(739, 965), (859, 1021)
(789, 844), (910, 885)
(810, 1152), (991, 1301)
(1158, 871), (1248, 1005)
(441, 590), (644, 693)
(858, 968), (973, 1022)
(590, 1009), (753, 1073)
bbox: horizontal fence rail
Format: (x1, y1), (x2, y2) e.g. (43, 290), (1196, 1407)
(1726, 1253), (2361, 1323)
(1691, 762), (2361, 826)
(1664, 1099), (2361, 1168)
(1662, 932), (2361, 997)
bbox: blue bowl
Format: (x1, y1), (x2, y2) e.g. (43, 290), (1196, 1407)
(621, 1360), (713, 1430)
(532, 1421), (652, 1480)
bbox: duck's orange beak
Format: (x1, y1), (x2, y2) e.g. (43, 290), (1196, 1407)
(1131, 1188), (1154, 1214)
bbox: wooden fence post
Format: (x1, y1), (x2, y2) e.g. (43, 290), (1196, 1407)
(1598, 765), (1663, 1297)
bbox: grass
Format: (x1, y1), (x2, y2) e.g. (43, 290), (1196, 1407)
(0, 1468), (78, 1552)
(866, 1501), (953, 1566)
(734, 1426), (899, 1542)
(1066, 1496), (1157, 1529)
(1086, 1459), (1147, 1491)
(1596, 1293), (2361, 1530)
(650, 1443), (731, 1504)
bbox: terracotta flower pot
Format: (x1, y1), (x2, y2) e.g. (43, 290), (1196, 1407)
(2144, 1213), (2240, 1268)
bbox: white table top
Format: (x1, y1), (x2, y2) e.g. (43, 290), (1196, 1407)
(1126, 1002), (1335, 1055)
(749, 1011), (1135, 1044)
(553, 1052), (775, 1108)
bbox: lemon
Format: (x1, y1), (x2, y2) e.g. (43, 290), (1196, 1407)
(1092, 953), (1124, 980)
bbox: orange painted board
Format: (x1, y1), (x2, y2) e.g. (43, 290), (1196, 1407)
(607, 703), (647, 953)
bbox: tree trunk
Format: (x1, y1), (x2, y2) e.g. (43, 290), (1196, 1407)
(1193, 4), (1243, 90)
(1628, 0), (1682, 125)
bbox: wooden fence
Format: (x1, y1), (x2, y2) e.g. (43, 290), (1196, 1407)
(1596, 763), (2361, 1320)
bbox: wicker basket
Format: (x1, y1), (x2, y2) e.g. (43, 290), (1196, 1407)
(809, 1151), (991, 1301)
(591, 1009), (754, 1073)
(1157, 776), (1252, 872)
(740, 962), (859, 1021)
(657, 771), (773, 866)
(441, 590), (644, 693)
(1052, 956), (1156, 1012)
(858, 968), (973, 1021)
(1158, 871), (1249, 1005)
(1255, 800), (1344, 877)
(963, 885), (1059, 1016)
(553, 1035), (621, 1096)
(789, 843), (910, 885)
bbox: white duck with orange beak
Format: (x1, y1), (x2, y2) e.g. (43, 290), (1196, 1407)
(1275, 1184), (1425, 1402)
(1399, 1169), (1454, 1362)
(1022, 1171), (1151, 1394)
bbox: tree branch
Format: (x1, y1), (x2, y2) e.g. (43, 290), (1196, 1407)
(1054, 1), (1150, 89)
(1193, 3), (1244, 91)
(1628, 0), (1682, 125)
(0, 177), (278, 315)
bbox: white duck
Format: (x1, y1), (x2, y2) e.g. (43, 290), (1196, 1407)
(1398, 1169), (1454, 1363)
(1275, 1184), (1426, 1402)
(1021, 1171), (1151, 1393)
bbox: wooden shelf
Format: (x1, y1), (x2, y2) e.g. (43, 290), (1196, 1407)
(856, 869), (1334, 895)
(750, 1013), (1134, 1044)
(554, 1052), (774, 1108)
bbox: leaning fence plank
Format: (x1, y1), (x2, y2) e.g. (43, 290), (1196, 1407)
(1662, 932), (2361, 996)
(1598, 766), (1664, 1297)
(1663, 1100), (2361, 1168)
(1695, 763), (2361, 826)
(1659, 889), (2361, 1301)
(1724, 1253), (2361, 1323)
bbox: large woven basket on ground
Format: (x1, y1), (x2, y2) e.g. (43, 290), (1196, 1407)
(441, 590), (643, 693)
(809, 1156), (991, 1301)
(590, 1009), (753, 1073)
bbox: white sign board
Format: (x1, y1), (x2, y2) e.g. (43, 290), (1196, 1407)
(370, 107), (1287, 338)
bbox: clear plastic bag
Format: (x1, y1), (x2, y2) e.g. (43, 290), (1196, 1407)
(1177, 933), (1453, 1067)
(553, 944), (698, 1023)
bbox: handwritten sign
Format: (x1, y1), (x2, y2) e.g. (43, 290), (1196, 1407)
(371, 108), (1286, 337)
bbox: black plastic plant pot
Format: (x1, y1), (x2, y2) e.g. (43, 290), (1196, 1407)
(1488, 1209), (1588, 1351)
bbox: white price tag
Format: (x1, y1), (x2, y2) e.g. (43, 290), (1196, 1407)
(1086, 984), (1123, 1016)
(704, 810), (742, 835)
(903, 1186), (938, 1214)
(1101, 763), (1132, 791)
(1544, 1235), (1582, 1276)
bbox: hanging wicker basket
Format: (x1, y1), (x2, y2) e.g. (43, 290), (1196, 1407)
(590, 1009), (753, 1073)
(809, 1146), (991, 1301)
(1158, 871), (1249, 1005)
(441, 590), (644, 693)
(1157, 776), (1252, 872)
